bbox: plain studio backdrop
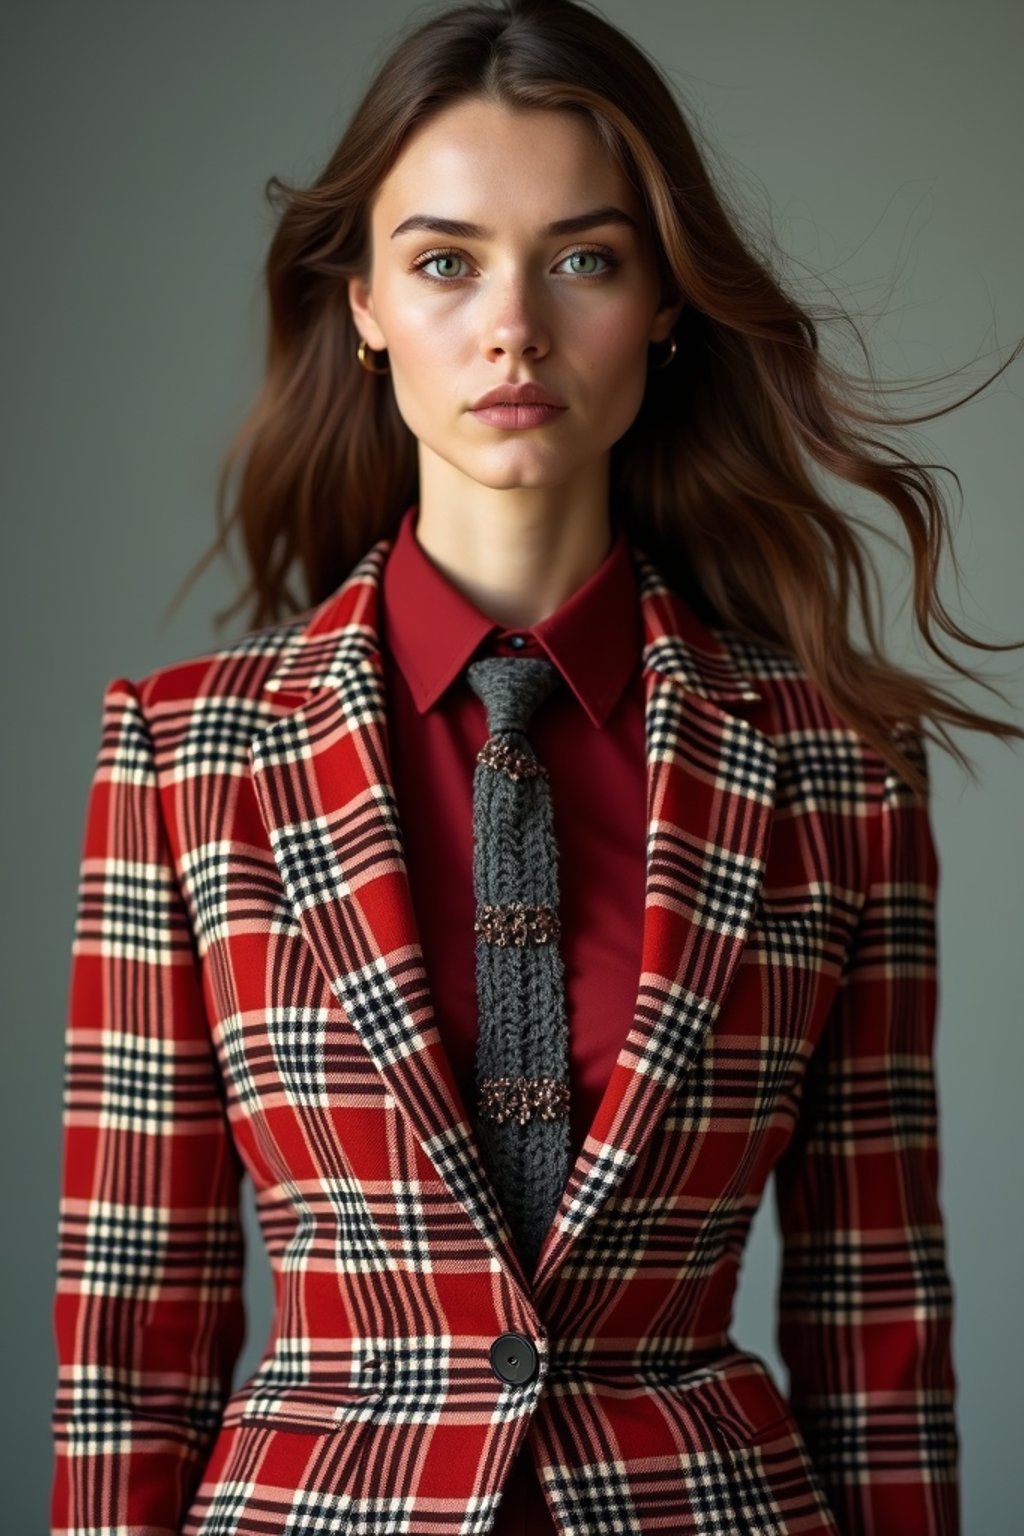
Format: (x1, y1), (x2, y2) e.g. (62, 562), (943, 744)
(1, 2), (1021, 1528)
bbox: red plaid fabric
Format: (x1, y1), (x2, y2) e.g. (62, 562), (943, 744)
(51, 533), (959, 1534)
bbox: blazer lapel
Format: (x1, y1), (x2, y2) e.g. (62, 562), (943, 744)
(247, 534), (777, 1300)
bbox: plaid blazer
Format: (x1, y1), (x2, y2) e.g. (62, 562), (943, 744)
(51, 533), (959, 1536)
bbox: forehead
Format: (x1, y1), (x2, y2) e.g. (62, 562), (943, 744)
(373, 98), (640, 227)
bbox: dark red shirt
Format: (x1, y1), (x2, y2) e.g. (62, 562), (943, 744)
(379, 502), (648, 1534)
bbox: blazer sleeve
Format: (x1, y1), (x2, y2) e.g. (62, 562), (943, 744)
(771, 724), (960, 1536)
(50, 677), (246, 1536)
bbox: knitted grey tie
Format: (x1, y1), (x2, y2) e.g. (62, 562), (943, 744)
(465, 655), (571, 1278)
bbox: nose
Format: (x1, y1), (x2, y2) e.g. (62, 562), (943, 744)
(480, 275), (551, 363)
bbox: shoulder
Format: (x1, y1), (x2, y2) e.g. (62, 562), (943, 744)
(94, 605), (318, 776)
(133, 608), (314, 708)
(715, 626), (926, 805)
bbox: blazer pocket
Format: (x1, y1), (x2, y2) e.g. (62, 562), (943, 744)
(714, 1370), (799, 1451)
(711, 1381), (840, 1536)
(237, 1367), (389, 1436)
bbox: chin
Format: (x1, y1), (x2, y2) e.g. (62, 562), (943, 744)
(472, 463), (569, 492)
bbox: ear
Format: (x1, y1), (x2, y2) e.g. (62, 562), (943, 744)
(649, 295), (686, 345)
(347, 274), (388, 351)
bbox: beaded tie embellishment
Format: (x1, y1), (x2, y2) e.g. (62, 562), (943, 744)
(474, 899), (561, 947)
(476, 736), (548, 782)
(478, 1075), (571, 1126)
(473, 720), (568, 1131)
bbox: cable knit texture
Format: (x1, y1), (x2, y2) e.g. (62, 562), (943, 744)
(466, 654), (570, 1279)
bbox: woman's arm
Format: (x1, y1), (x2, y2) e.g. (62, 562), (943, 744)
(50, 678), (246, 1535)
(772, 725), (959, 1535)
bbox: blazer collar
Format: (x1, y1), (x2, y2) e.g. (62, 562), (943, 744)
(261, 532), (762, 708)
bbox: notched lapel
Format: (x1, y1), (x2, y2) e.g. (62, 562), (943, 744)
(532, 660), (777, 1296)
(247, 612), (528, 1285)
(246, 536), (777, 1302)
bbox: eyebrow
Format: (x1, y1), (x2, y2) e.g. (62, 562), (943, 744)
(390, 205), (640, 240)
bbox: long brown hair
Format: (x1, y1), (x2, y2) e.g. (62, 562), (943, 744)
(172, 0), (1023, 801)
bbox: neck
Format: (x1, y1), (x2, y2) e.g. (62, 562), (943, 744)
(413, 463), (615, 630)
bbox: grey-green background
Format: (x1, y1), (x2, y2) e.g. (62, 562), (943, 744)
(2, 2), (1021, 1528)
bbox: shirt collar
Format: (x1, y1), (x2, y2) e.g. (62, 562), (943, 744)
(381, 502), (643, 728)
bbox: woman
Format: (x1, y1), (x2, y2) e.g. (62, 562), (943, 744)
(50, 2), (1022, 1533)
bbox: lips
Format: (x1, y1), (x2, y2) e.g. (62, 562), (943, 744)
(470, 382), (566, 411)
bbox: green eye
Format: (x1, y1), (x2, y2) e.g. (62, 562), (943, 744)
(565, 251), (602, 274)
(424, 253), (465, 279)
(411, 245), (618, 284)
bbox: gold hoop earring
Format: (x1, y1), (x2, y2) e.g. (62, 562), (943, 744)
(654, 332), (678, 369)
(357, 338), (390, 375)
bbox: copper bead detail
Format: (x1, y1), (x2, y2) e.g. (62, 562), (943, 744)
(475, 901), (561, 947)
(477, 736), (548, 782)
(478, 1074), (571, 1126)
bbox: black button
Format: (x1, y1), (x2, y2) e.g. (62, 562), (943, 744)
(508, 634), (526, 649)
(489, 1332), (539, 1385)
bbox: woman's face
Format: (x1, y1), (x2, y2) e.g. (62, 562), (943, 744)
(348, 97), (683, 495)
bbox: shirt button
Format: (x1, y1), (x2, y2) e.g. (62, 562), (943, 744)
(508, 635), (526, 649)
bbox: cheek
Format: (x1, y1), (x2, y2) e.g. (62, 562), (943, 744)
(378, 323), (452, 438)
(385, 306), (469, 411)
(575, 301), (654, 390)
(579, 315), (651, 432)
(390, 311), (448, 375)
(585, 298), (655, 363)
